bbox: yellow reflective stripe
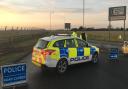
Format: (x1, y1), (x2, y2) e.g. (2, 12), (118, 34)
(38, 50), (44, 64)
(33, 49), (46, 64)
(32, 61), (41, 67)
(68, 48), (77, 58)
(50, 48), (60, 60)
(84, 48), (90, 56)
(40, 54), (45, 64)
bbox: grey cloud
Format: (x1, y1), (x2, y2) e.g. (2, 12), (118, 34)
(0, 1), (98, 14)
(19, 7), (98, 14)
(53, 8), (92, 13)
(0, 0), (116, 14)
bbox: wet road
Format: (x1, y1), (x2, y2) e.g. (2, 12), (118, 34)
(11, 49), (128, 89)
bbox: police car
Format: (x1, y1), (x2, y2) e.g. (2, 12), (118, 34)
(32, 35), (99, 74)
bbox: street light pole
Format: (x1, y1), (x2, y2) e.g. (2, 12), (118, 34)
(124, 20), (126, 41)
(50, 11), (51, 30)
(49, 10), (54, 30)
(83, 0), (85, 28)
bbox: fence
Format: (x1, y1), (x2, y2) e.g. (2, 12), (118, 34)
(0, 26), (39, 31)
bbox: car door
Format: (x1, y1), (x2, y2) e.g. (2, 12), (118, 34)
(52, 39), (67, 60)
(65, 39), (77, 64)
(76, 39), (91, 62)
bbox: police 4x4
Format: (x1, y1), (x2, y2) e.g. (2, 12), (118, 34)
(32, 35), (99, 74)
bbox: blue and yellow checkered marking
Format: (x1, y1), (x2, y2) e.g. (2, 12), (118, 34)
(77, 48), (84, 56)
(90, 47), (96, 55)
(60, 48), (68, 58)
(59, 47), (96, 58)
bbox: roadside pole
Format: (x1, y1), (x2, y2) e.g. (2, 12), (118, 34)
(109, 21), (111, 41)
(5, 26), (7, 31)
(50, 11), (51, 30)
(108, 6), (127, 42)
(83, 0), (85, 28)
(123, 20), (126, 41)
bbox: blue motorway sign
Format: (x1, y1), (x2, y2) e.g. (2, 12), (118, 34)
(109, 48), (119, 60)
(1, 63), (27, 87)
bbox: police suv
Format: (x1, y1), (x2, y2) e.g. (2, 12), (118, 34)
(32, 35), (99, 74)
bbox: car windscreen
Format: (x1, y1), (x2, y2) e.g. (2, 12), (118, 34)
(34, 39), (49, 49)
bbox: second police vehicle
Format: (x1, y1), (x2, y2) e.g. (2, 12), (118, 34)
(32, 34), (99, 74)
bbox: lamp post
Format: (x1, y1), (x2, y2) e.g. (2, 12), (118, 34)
(50, 11), (51, 30)
(83, 0), (85, 28)
(49, 10), (54, 30)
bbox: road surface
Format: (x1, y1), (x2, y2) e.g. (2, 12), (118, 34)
(0, 40), (128, 89)
(9, 49), (128, 89)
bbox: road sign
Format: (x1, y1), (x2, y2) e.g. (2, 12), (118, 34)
(65, 23), (71, 30)
(109, 6), (126, 21)
(109, 48), (119, 60)
(108, 6), (127, 41)
(1, 63), (27, 87)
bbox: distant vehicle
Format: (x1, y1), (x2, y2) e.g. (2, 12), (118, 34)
(32, 35), (99, 74)
(122, 41), (128, 54)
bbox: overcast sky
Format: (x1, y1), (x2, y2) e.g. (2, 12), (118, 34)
(0, 0), (128, 29)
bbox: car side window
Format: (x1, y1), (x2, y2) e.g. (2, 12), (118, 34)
(53, 40), (65, 48)
(77, 39), (88, 47)
(66, 39), (76, 47)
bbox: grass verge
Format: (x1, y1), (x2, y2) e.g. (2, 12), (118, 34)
(0, 51), (30, 66)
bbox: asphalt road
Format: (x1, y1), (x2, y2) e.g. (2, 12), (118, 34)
(1, 40), (128, 89)
(7, 48), (127, 89)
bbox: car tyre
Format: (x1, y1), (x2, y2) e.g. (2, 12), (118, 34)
(56, 59), (68, 74)
(92, 53), (99, 64)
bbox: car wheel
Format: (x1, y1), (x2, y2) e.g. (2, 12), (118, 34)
(56, 59), (68, 74)
(92, 53), (99, 64)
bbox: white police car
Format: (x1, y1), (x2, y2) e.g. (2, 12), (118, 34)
(32, 35), (99, 74)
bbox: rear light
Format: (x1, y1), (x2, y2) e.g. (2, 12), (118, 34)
(41, 49), (56, 55)
(45, 49), (56, 55)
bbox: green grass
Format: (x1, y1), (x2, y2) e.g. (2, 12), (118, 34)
(0, 51), (30, 66)
(0, 30), (45, 65)
(86, 31), (128, 42)
(0, 38), (37, 66)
